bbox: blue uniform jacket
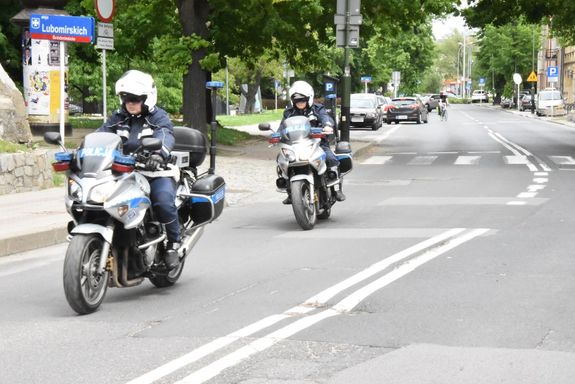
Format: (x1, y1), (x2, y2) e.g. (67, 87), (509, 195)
(280, 103), (335, 146)
(97, 107), (175, 160)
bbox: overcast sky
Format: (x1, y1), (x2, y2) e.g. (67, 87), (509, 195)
(432, 15), (467, 40)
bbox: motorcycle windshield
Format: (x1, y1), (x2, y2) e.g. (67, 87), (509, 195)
(75, 132), (124, 177)
(280, 116), (311, 143)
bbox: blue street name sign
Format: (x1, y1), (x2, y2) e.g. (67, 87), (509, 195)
(30, 14), (94, 43)
(360, 76), (372, 82)
(547, 66), (559, 79)
(479, 77), (485, 85)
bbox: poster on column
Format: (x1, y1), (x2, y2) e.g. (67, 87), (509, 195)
(22, 36), (68, 116)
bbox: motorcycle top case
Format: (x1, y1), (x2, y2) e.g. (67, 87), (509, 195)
(172, 126), (208, 168)
(189, 174), (225, 226)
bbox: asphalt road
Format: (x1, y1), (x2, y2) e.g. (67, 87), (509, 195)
(3, 104), (575, 383)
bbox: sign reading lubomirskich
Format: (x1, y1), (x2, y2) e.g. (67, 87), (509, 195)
(29, 14), (94, 43)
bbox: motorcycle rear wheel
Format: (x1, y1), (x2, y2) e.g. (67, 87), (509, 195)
(291, 180), (316, 230)
(63, 234), (109, 315)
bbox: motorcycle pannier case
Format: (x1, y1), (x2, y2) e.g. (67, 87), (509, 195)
(189, 174), (225, 226)
(335, 141), (353, 175)
(172, 126), (208, 168)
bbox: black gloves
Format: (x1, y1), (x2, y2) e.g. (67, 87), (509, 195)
(145, 153), (164, 171)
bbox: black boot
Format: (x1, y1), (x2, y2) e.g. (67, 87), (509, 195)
(335, 190), (346, 202)
(165, 242), (181, 269)
(282, 195), (292, 205)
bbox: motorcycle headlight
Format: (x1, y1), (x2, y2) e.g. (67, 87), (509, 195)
(88, 181), (116, 203)
(281, 148), (296, 162)
(68, 179), (83, 201)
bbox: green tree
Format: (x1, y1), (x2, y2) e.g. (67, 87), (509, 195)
(462, 0), (575, 44)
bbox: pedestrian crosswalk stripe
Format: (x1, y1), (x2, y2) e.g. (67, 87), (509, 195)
(454, 155), (481, 165)
(504, 155), (529, 165)
(549, 156), (575, 165)
(408, 156), (437, 165)
(361, 156), (392, 165)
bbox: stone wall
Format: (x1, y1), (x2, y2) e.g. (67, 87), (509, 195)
(0, 151), (53, 195)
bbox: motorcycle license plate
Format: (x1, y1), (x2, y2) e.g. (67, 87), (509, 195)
(397, 115), (408, 120)
(351, 116), (364, 122)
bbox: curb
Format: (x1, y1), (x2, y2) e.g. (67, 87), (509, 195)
(0, 228), (68, 257)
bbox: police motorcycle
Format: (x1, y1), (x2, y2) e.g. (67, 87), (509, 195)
(45, 123), (225, 315)
(258, 116), (352, 230)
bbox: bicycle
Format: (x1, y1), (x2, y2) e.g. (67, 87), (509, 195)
(439, 102), (448, 121)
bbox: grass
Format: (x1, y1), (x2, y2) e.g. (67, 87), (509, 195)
(0, 139), (30, 153)
(52, 172), (65, 187)
(216, 110), (283, 127)
(69, 116), (104, 129)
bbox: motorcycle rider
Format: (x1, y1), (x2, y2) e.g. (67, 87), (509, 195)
(97, 70), (181, 269)
(280, 80), (346, 204)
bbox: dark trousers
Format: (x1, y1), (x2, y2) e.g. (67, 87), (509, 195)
(149, 177), (180, 243)
(320, 141), (339, 168)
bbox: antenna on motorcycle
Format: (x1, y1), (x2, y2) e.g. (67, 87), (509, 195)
(206, 81), (224, 175)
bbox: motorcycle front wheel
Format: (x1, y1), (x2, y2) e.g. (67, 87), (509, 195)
(291, 180), (316, 230)
(63, 234), (109, 315)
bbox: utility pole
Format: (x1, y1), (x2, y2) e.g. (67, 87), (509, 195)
(335, 0), (361, 143)
(462, 34), (466, 99)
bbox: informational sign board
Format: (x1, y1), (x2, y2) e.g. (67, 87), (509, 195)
(29, 14), (94, 43)
(547, 66), (559, 82)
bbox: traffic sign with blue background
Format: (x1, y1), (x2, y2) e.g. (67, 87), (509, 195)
(30, 14), (94, 43)
(547, 66), (559, 78)
(360, 76), (372, 82)
(325, 82), (335, 92)
(479, 77), (485, 85)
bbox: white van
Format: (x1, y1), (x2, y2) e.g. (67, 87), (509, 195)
(536, 89), (566, 116)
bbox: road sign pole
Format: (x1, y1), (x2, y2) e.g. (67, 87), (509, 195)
(60, 41), (65, 146)
(102, 49), (107, 119)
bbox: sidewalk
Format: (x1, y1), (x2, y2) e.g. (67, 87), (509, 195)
(0, 124), (373, 257)
(478, 102), (575, 128)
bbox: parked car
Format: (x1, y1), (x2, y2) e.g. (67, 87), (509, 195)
(500, 97), (514, 109)
(377, 95), (393, 122)
(349, 93), (383, 130)
(424, 94), (440, 112)
(386, 96), (428, 124)
(519, 94), (533, 111)
(536, 89), (566, 116)
(471, 90), (489, 103)
(68, 103), (83, 115)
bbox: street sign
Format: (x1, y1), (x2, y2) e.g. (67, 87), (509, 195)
(336, 25), (360, 48)
(360, 76), (371, 82)
(30, 14), (94, 43)
(325, 82), (334, 92)
(337, 0), (361, 14)
(513, 73), (522, 85)
(392, 71), (401, 85)
(97, 22), (113, 37)
(96, 0), (115, 22)
(547, 66), (559, 82)
(527, 71), (537, 82)
(96, 36), (114, 50)
(479, 77), (485, 85)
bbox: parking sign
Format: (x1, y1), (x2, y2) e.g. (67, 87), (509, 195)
(547, 66), (559, 81)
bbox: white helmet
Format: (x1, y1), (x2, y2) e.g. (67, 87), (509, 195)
(289, 80), (314, 108)
(115, 70), (157, 113)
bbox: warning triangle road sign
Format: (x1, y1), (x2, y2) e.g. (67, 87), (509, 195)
(527, 71), (538, 82)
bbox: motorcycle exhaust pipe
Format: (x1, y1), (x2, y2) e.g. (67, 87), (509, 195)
(179, 226), (205, 258)
(138, 234), (166, 250)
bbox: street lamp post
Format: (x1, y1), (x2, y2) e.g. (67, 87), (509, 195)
(462, 35), (467, 99)
(457, 42), (463, 96)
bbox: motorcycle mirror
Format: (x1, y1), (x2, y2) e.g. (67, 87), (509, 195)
(44, 131), (62, 145)
(141, 137), (162, 151)
(258, 123), (271, 131)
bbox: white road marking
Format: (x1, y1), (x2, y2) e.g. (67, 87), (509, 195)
(173, 229), (489, 384)
(361, 156), (392, 165)
(534, 172), (548, 177)
(125, 228), (484, 384)
(517, 192), (537, 198)
(533, 178), (548, 184)
(527, 185), (546, 192)
(468, 151), (501, 154)
(408, 156), (438, 165)
(549, 156), (575, 165)
(454, 156), (481, 165)
(504, 155), (529, 165)
(507, 201), (528, 205)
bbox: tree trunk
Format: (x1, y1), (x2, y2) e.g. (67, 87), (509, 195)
(177, 0), (210, 134)
(240, 69), (262, 114)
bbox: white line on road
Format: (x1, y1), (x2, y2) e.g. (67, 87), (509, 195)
(125, 228), (484, 384)
(454, 155), (481, 165)
(374, 125), (401, 144)
(361, 156), (392, 165)
(408, 156), (438, 166)
(173, 228), (489, 384)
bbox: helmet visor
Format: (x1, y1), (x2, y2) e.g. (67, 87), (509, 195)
(120, 93), (147, 104)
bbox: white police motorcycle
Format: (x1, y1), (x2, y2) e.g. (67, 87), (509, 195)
(259, 116), (352, 230)
(45, 126), (224, 315)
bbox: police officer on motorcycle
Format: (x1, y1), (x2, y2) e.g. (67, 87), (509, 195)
(97, 70), (181, 269)
(280, 80), (346, 204)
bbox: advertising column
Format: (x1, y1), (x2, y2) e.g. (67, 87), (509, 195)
(22, 31), (69, 135)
